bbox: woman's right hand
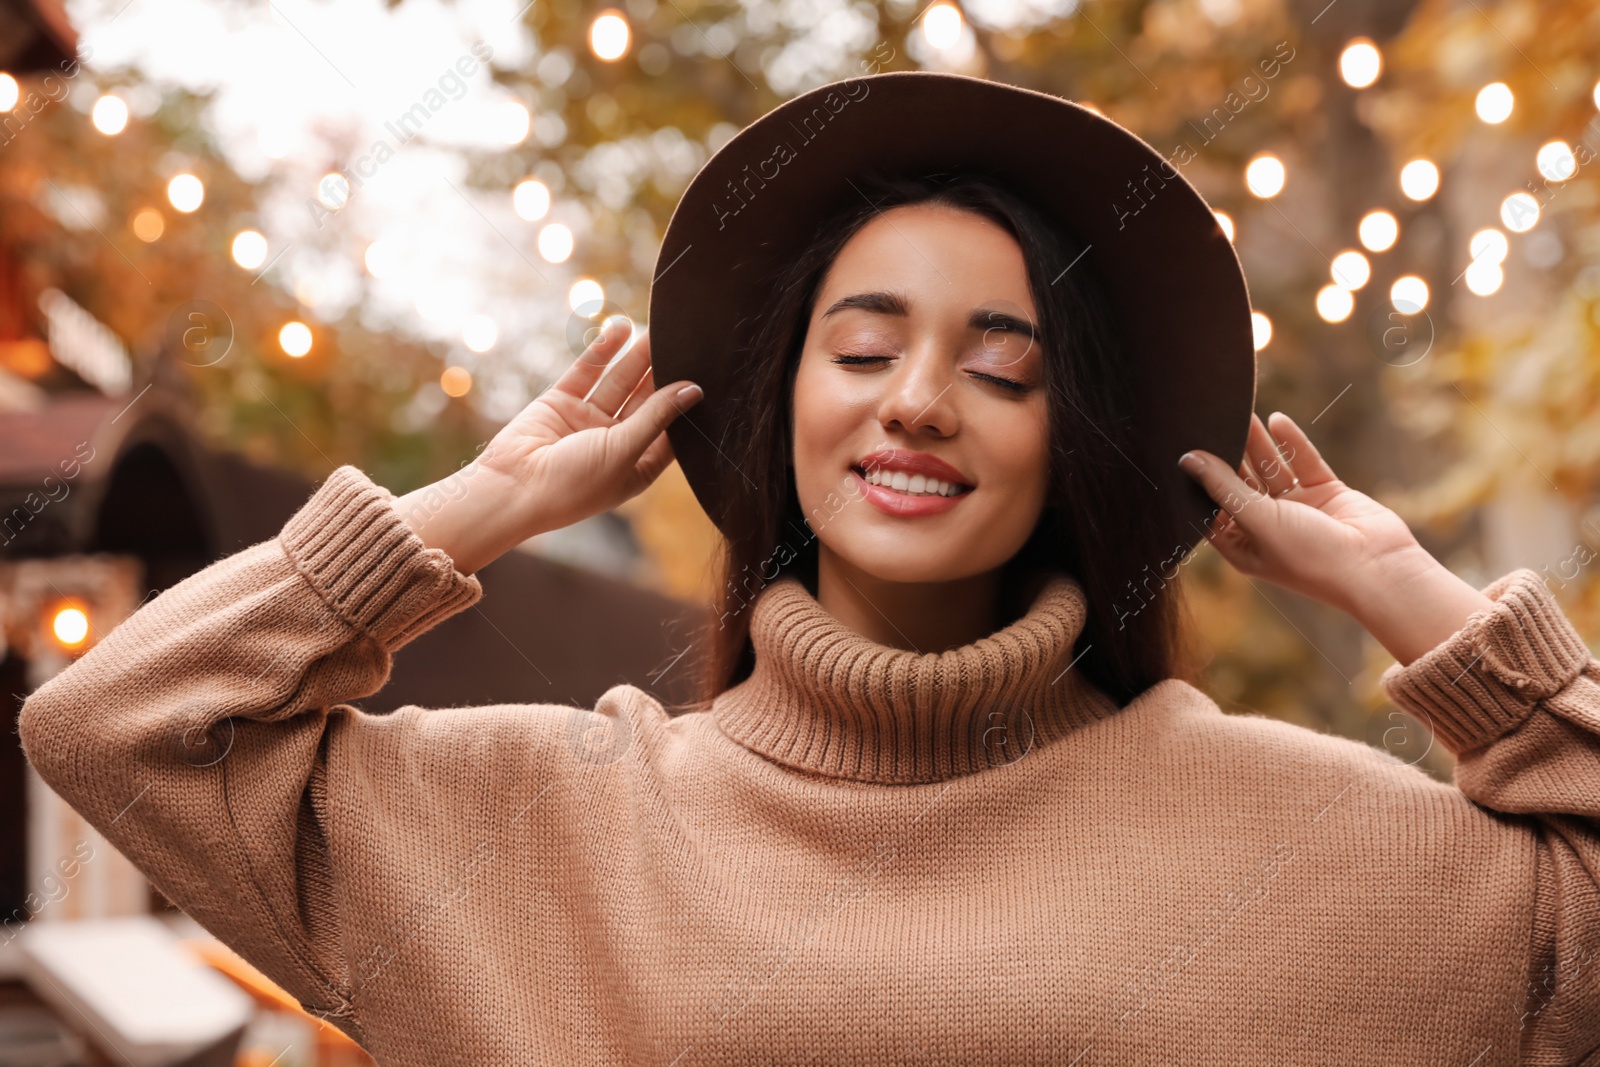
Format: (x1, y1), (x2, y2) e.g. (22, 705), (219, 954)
(394, 318), (703, 575)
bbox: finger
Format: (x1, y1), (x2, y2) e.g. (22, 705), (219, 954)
(614, 363), (657, 423)
(1244, 412), (1297, 496)
(550, 317), (633, 404)
(1198, 502), (1230, 543)
(588, 325), (653, 418)
(610, 379), (702, 465)
(1179, 448), (1271, 522)
(633, 427), (678, 485)
(1264, 411), (1338, 487)
(1237, 457), (1265, 496)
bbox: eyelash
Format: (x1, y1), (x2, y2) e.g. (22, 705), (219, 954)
(830, 353), (1031, 394)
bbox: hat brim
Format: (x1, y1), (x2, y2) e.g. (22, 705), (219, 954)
(647, 69), (1255, 561)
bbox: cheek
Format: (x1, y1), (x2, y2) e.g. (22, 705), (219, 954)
(990, 404), (1052, 503)
(789, 360), (852, 471)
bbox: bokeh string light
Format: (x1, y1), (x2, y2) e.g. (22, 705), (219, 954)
(166, 173), (203, 213)
(589, 11), (630, 61)
(1245, 153), (1286, 198)
(1475, 82), (1514, 124)
(1316, 285), (1354, 323)
(91, 94), (127, 135)
(1537, 141), (1577, 182)
(1358, 210), (1398, 252)
(1391, 275), (1429, 314)
(921, 3), (965, 50)
(1399, 159), (1439, 201)
(1331, 250), (1371, 291)
(1338, 38), (1382, 89)
(1251, 311), (1273, 351)
(1501, 192), (1541, 233)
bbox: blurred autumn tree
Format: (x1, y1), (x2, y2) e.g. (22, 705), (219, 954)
(0, 77), (486, 491)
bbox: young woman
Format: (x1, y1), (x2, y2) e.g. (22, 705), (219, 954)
(19, 75), (1600, 1066)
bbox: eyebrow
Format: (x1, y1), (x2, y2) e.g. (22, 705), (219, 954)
(820, 289), (1039, 339)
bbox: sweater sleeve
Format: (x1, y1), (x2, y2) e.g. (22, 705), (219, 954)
(1378, 567), (1600, 1063)
(15, 464), (483, 1045)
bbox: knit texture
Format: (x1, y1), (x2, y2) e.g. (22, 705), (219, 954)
(713, 571), (1120, 783)
(18, 463), (1600, 1065)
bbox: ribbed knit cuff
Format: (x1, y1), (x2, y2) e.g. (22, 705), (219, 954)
(1379, 567), (1594, 754)
(278, 464), (484, 652)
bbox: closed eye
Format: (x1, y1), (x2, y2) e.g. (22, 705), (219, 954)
(830, 354), (1030, 394)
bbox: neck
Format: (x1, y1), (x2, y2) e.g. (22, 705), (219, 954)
(711, 567), (1120, 783)
(815, 545), (1018, 653)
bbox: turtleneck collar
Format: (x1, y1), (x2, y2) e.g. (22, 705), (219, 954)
(710, 571), (1122, 784)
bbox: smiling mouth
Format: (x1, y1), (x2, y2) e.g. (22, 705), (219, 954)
(850, 465), (974, 498)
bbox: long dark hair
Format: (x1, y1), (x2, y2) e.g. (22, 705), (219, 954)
(662, 169), (1201, 713)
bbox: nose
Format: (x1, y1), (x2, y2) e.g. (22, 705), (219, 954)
(876, 343), (958, 438)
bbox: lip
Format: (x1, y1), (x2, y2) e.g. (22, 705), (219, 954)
(854, 448), (974, 489)
(850, 469), (971, 517)
(849, 449), (975, 519)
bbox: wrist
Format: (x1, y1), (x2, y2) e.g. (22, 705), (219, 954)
(1341, 549), (1495, 667)
(393, 464), (530, 576)
(1334, 545), (1436, 618)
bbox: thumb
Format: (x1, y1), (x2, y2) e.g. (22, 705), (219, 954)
(1179, 449), (1270, 528)
(610, 381), (702, 463)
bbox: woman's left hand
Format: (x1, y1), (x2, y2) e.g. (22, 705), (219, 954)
(1176, 411), (1425, 616)
(1178, 410), (1498, 666)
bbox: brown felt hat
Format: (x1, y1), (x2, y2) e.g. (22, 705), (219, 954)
(646, 69), (1256, 558)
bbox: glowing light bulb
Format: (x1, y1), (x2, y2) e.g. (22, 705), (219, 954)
(1251, 311), (1272, 350)
(1399, 159), (1439, 201)
(921, 3), (964, 49)
(538, 223), (574, 263)
(1316, 284), (1354, 323)
(1464, 260), (1504, 296)
(497, 100), (531, 145)
(279, 321), (312, 357)
(231, 230), (268, 270)
(569, 278), (604, 313)
(1469, 228), (1508, 265)
(513, 179), (550, 221)
(1391, 275), (1428, 314)
(1358, 210), (1398, 252)
(1331, 250), (1371, 290)
(589, 11), (630, 60)
(51, 604), (89, 647)
(316, 172), (349, 210)
(1245, 154), (1286, 198)
(1536, 141), (1576, 183)
(1476, 82), (1513, 124)
(1501, 191), (1540, 232)
(1339, 39), (1381, 88)
(463, 314), (498, 353)
(92, 95), (128, 135)
(167, 174), (204, 213)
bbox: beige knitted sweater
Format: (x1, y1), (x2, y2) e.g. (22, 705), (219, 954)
(17, 464), (1600, 1065)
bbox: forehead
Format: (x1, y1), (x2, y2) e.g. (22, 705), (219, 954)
(813, 202), (1037, 319)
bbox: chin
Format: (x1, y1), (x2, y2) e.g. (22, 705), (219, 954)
(830, 541), (1011, 587)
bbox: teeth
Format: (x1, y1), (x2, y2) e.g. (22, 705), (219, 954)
(860, 466), (967, 497)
